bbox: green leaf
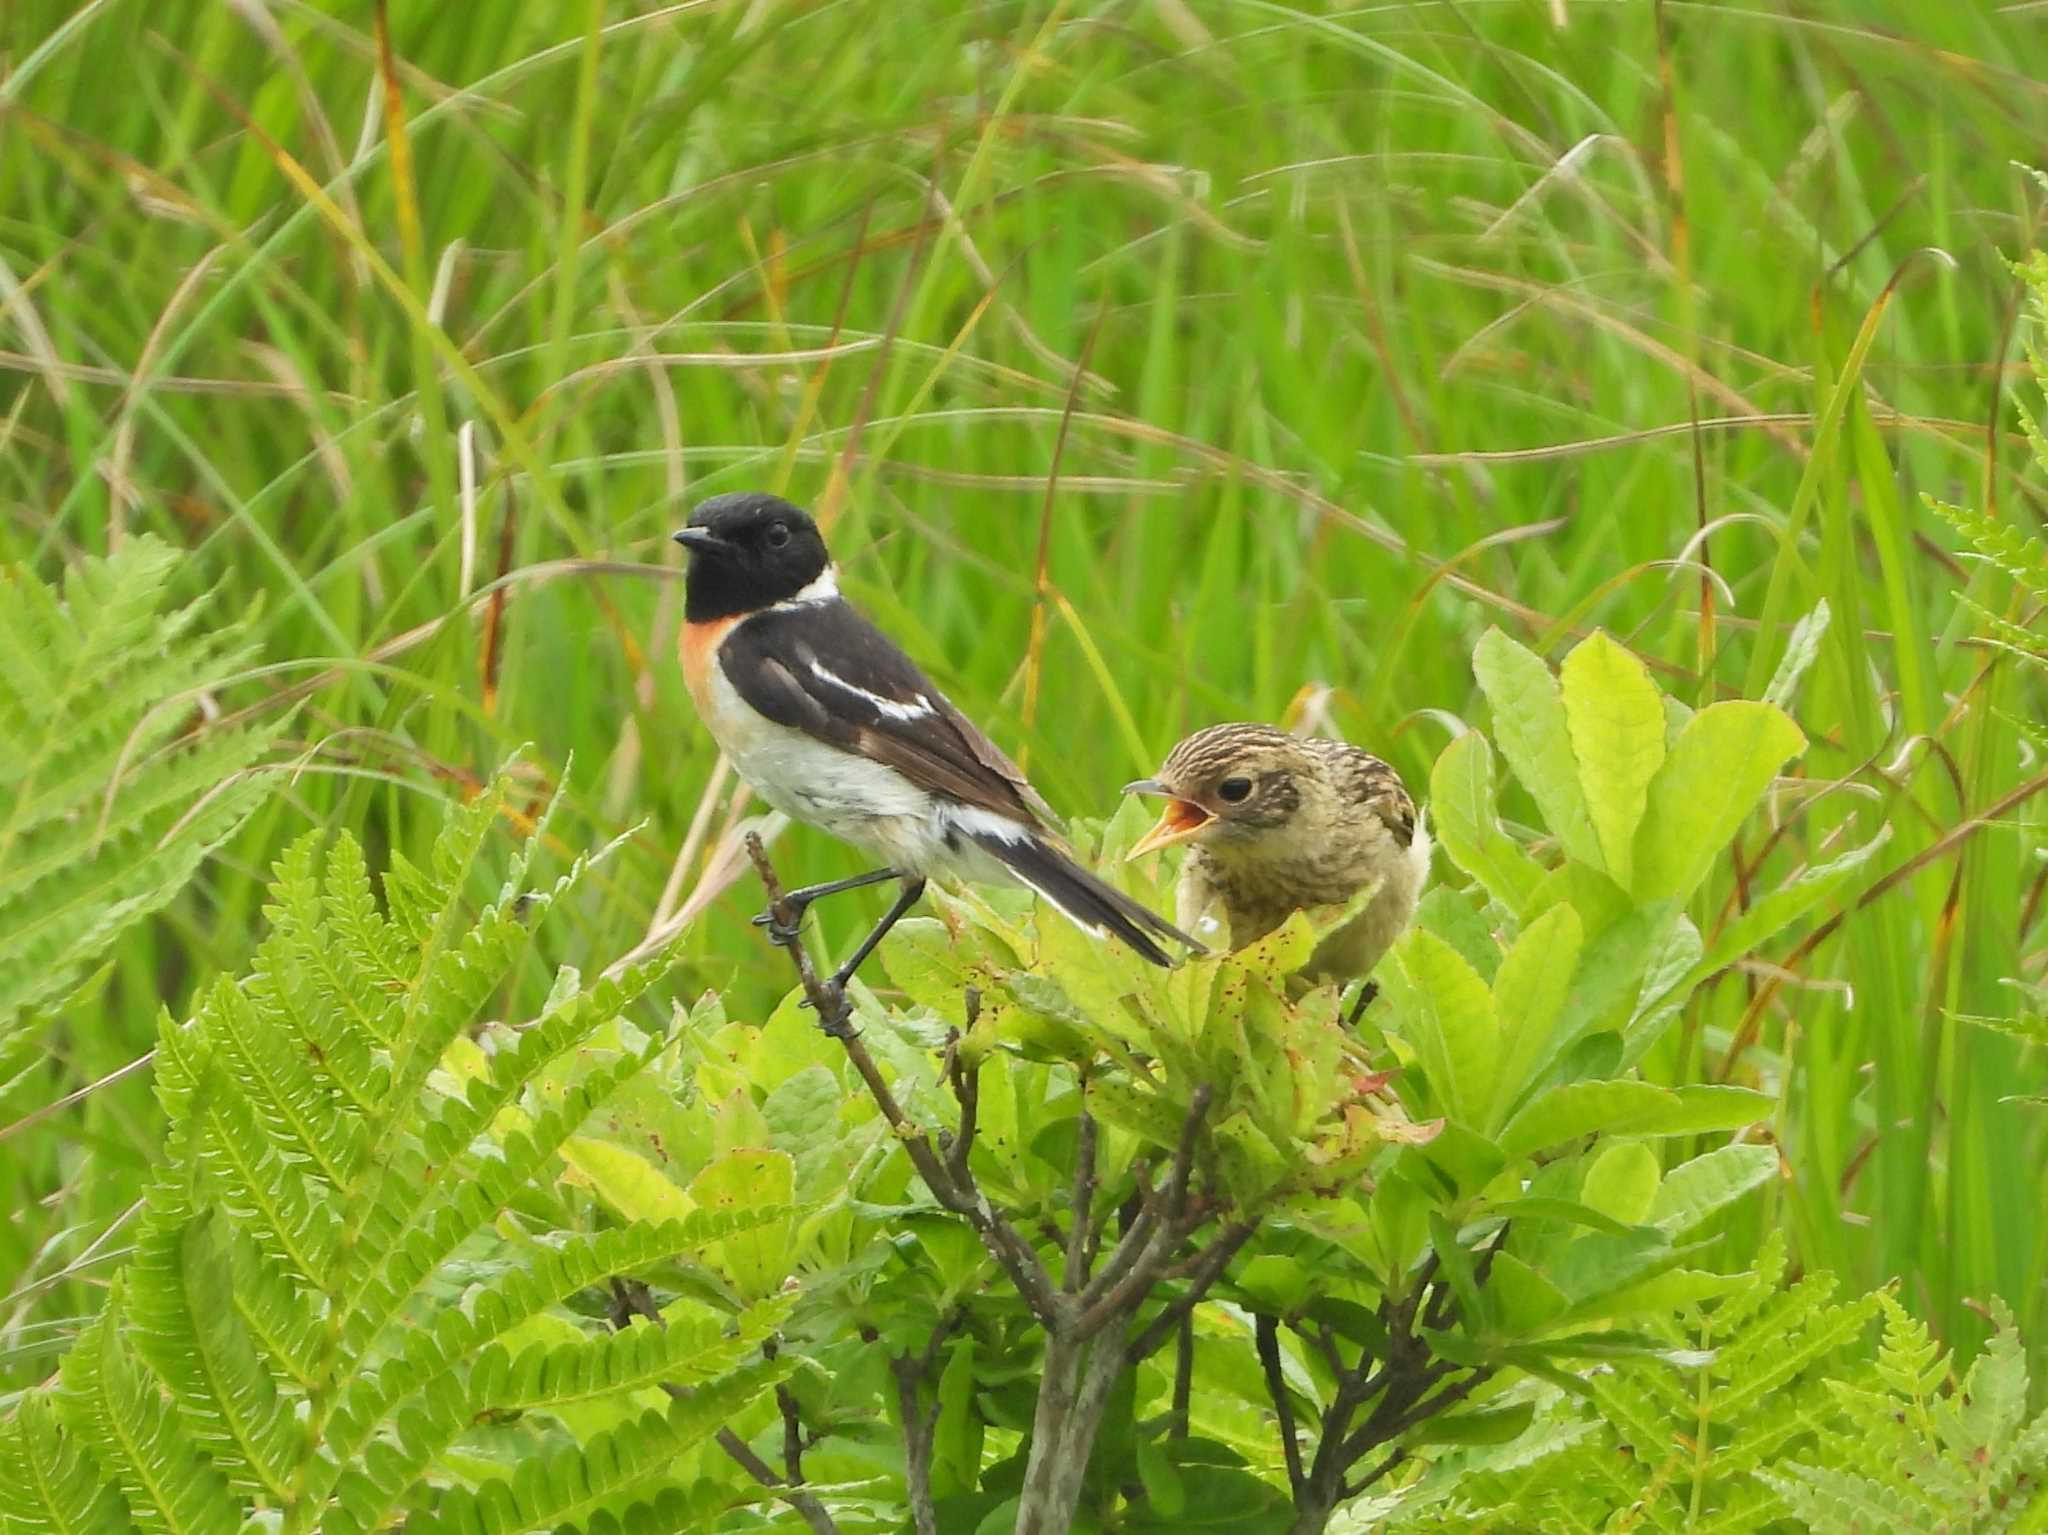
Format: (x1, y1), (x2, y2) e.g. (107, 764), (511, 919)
(932, 1338), (983, 1499)
(1409, 1400), (1537, 1445)
(1500, 1081), (1771, 1161)
(1412, 885), (1503, 984)
(1234, 1255), (1312, 1315)
(1485, 1196), (1641, 1238)
(1428, 732), (1545, 916)
(1559, 630), (1667, 887)
(1380, 929), (1499, 1124)
(1121, 1463), (1290, 1531)
(1581, 1143), (1660, 1225)
(1135, 1435), (1186, 1517)
(59, 1308), (239, 1535)
(561, 1137), (695, 1224)
(1486, 1252), (1571, 1335)
(1561, 900), (1683, 1042)
(1631, 702), (1806, 904)
(687, 1149), (797, 1299)
(1650, 1144), (1778, 1235)
(1485, 904), (1583, 1132)
(1473, 627), (1603, 870)
(882, 916), (981, 1019)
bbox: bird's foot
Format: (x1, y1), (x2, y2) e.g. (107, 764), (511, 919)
(751, 900), (807, 948)
(806, 982), (857, 1039)
(1345, 981), (1380, 1029)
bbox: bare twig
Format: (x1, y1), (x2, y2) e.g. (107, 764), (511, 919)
(744, 834), (1064, 1325)
(1125, 1219), (1258, 1362)
(892, 1357), (943, 1535)
(1163, 1083), (1213, 1221)
(1064, 1101), (1098, 1292)
(1171, 1311), (1194, 1439)
(778, 1380), (806, 1486)
(941, 994), (982, 1185)
(1080, 1181), (1158, 1307)
(1074, 1090), (1221, 1334)
(1258, 1313), (1306, 1497)
(1074, 1084), (1217, 1322)
(1343, 1447), (1409, 1502)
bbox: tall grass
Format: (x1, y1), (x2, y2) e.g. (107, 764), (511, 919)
(1, 0), (2041, 1386)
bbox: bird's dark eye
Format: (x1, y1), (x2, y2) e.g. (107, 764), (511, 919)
(1217, 776), (1253, 803)
(765, 522), (791, 549)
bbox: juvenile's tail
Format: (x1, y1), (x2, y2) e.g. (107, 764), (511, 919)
(969, 830), (1201, 967)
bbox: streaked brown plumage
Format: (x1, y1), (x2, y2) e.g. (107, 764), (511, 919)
(1124, 723), (1429, 992)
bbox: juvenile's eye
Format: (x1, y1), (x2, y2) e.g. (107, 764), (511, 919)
(765, 522), (791, 549)
(1217, 776), (1253, 803)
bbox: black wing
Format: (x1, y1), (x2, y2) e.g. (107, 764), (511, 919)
(719, 600), (1058, 827)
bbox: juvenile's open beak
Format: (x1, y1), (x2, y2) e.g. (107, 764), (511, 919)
(1122, 779), (1213, 860)
(672, 527), (727, 554)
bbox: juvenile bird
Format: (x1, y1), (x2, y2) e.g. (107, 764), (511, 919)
(674, 493), (1198, 1017)
(1123, 723), (1429, 1003)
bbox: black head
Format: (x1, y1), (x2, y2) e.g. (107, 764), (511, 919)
(674, 493), (832, 621)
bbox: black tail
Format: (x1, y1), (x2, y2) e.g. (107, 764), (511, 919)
(970, 831), (1202, 967)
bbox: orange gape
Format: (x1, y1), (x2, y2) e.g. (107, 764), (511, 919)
(678, 614), (741, 715)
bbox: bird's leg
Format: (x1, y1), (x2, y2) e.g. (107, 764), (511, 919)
(822, 877), (928, 997)
(752, 865), (899, 945)
(1345, 980), (1380, 1029)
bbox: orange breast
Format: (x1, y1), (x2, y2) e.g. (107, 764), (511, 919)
(679, 615), (741, 716)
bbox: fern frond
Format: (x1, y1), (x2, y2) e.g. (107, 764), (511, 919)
(335, 1034), (672, 1362)
(0, 538), (281, 1028)
(318, 1215), (798, 1531)
(320, 831), (414, 996)
(270, 831), (405, 1059)
(418, 1357), (796, 1535)
(1389, 1235), (1881, 1533)
(575, 1483), (749, 1535)
(319, 1210), (786, 1467)
(481, 1295), (796, 1411)
(11, 775), (743, 1534)
(332, 932), (689, 1362)
(56, 1310), (238, 1535)
(1926, 496), (2048, 609)
(1768, 1294), (2048, 1531)
(1757, 1462), (1915, 1532)
(221, 1222), (329, 1392)
(1873, 1291), (1946, 1418)
(1709, 1273), (1877, 1422)
(160, 1009), (341, 1284)
(123, 1124), (301, 1505)
(212, 971), (363, 1188)
(0, 1393), (131, 1535)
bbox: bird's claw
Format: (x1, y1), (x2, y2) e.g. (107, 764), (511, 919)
(806, 986), (857, 1039)
(751, 905), (806, 946)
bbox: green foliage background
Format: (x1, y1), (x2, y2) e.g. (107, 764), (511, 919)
(1, 0), (2045, 1525)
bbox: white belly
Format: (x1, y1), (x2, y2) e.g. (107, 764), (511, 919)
(698, 660), (1011, 881)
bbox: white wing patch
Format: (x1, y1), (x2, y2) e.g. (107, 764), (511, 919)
(805, 657), (935, 722)
(941, 803), (1033, 845)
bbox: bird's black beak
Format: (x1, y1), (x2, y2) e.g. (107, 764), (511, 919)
(672, 527), (727, 554)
